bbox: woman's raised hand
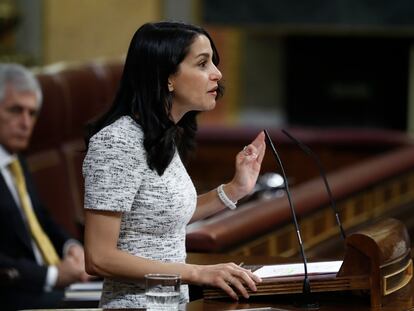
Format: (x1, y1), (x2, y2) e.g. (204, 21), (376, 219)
(226, 131), (266, 201)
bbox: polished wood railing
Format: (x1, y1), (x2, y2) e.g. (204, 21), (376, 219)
(186, 146), (414, 258)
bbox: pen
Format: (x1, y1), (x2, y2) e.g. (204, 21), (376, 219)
(239, 262), (244, 268)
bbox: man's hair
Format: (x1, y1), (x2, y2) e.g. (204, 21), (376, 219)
(0, 63), (42, 107)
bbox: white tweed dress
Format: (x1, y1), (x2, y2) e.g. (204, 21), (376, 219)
(83, 116), (197, 308)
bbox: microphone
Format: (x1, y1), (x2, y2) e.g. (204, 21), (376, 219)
(281, 129), (346, 240)
(264, 130), (318, 308)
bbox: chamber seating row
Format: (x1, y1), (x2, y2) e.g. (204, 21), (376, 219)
(26, 61), (123, 238)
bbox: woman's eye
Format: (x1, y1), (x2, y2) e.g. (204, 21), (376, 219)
(199, 61), (207, 68)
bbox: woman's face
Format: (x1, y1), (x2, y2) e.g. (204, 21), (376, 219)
(169, 34), (222, 122)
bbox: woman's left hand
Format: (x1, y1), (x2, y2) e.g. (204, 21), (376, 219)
(225, 131), (266, 201)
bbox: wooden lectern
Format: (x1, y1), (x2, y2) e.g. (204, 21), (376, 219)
(204, 218), (413, 308)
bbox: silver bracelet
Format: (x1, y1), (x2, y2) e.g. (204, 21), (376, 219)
(217, 184), (237, 210)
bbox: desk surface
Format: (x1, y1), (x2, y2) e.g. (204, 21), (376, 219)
(186, 285), (414, 310)
(56, 253), (414, 310)
(185, 253), (414, 311)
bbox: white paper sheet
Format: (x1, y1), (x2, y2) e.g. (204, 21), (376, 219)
(64, 281), (103, 301)
(253, 260), (343, 278)
(67, 281), (103, 291)
(64, 290), (102, 301)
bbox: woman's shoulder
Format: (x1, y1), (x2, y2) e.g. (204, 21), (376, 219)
(89, 116), (143, 149)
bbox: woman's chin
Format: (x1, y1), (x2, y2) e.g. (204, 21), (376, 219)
(205, 101), (217, 111)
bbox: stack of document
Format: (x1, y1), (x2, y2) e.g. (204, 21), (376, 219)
(65, 281), (103, 301)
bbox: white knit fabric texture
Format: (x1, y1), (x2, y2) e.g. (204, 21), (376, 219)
(83, 116), (197, 308)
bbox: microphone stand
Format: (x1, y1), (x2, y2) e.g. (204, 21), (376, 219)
(264, 130), (319, 309)
(281, 129), (346, 240)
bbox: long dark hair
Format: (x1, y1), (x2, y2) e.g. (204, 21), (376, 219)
(85, 21), (223, 175)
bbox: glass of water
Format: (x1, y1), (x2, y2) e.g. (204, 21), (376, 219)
(145, 274), (181, 310)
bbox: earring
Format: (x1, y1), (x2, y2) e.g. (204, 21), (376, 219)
(168, 82), (174, 92)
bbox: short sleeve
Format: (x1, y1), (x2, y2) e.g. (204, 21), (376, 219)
(83, 124), (144, 212)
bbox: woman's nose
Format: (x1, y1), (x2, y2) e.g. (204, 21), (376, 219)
(210, 65), (222, 81)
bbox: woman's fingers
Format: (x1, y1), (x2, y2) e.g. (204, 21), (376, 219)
(233, 265), (261, 291)
(241, 132), (266, 163)
(251, 131), (265, 149)
(228, 275), (250, 299)
(201, 263), (262, 301)
(241, 145), (258, 160)
(248, 269), (262, 284)
(250, 132), (266, 163)
(233, 271), (256, 294)
(218, 279), (239, 300)
(226, 263), (262, 299)
(255, 132), (266, 163)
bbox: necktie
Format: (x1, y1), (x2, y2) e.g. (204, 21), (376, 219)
(8, 159), (60, 265)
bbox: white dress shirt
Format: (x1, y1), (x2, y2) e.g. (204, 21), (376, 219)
(0, 145), (58, 291)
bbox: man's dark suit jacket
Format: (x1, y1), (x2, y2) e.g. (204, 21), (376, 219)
(0, 156), (71, 309)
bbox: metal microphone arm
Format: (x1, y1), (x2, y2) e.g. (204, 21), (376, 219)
(263, 129), (311, 296)
(281, 129), (346, 240)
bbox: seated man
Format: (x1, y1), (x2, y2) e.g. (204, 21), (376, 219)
(0, 64), (89, 310)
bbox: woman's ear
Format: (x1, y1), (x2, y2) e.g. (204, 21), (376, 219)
(168, 79), (174, 92)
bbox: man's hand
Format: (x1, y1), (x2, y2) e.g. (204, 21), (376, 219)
(66, 244), (85, 267)
(55, 244), (91, 287)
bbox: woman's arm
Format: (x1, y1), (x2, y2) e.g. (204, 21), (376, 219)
(84, 209), (261, 299)
(192, 183), (241, 221)
(190, 131), (266, 222)
(84, 209), (172, 280)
